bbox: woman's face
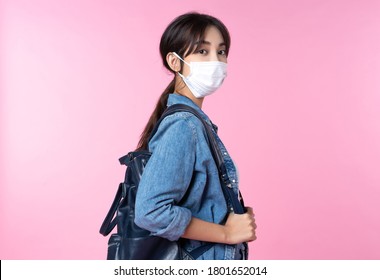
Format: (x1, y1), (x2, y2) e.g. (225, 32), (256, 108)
(181, 25), (227, 77)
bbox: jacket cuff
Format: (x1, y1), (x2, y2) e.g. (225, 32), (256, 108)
(153, 206), (192, 241)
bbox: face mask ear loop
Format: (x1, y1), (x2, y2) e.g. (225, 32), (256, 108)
(172, 52), (190, 79)
(173, 52), (190, 66)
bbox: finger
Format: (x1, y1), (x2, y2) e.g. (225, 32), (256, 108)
(250, 232), (257, 241)
(247, 210), (255, 219)
(248, 235), (257, 242)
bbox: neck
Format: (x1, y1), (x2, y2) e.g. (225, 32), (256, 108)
(174, 77), (204, 108)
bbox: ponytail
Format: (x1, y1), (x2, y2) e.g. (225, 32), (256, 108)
(136, 78), (175, 150)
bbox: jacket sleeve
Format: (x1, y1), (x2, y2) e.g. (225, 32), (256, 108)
(134, 114), (197, 241)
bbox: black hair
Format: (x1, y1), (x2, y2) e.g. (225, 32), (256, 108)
(137, 12), (230, 150)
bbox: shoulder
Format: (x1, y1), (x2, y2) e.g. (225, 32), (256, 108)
(149, 111), (207, 150)
(163, 111), (204, 133)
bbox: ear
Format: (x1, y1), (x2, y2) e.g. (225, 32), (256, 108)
(166, 52), (181, 72)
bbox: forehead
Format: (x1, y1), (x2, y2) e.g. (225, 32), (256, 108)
(202, 26), (225, 45)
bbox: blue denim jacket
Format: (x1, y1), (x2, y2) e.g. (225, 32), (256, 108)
(135, 94), (246, 260)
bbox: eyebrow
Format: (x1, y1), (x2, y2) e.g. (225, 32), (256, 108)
(195, 40), (226, 47)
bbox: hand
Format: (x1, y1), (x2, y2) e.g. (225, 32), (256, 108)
(224, 206), (257, 244)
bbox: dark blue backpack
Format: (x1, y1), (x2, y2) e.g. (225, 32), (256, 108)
(99, 104), (246, 259)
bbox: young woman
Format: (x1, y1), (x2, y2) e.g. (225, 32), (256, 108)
(134, 12), (257, 260)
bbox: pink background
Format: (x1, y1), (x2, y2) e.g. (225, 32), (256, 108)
(1, 0), (380, 260)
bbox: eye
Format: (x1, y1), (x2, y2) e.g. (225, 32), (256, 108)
(198, 49), (208, 55)
(218, 50), (227, 56)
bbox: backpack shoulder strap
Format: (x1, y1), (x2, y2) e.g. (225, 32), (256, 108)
(154, 104), (245, 214)
(149, 104), (225, 170)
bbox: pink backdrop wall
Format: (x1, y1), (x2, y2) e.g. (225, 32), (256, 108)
(1, 0), (379, 259)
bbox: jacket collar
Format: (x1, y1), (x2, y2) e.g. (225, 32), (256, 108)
(167, 94), (217, 130)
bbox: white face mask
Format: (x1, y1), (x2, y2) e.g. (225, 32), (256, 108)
(173, 52), (228, 99)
